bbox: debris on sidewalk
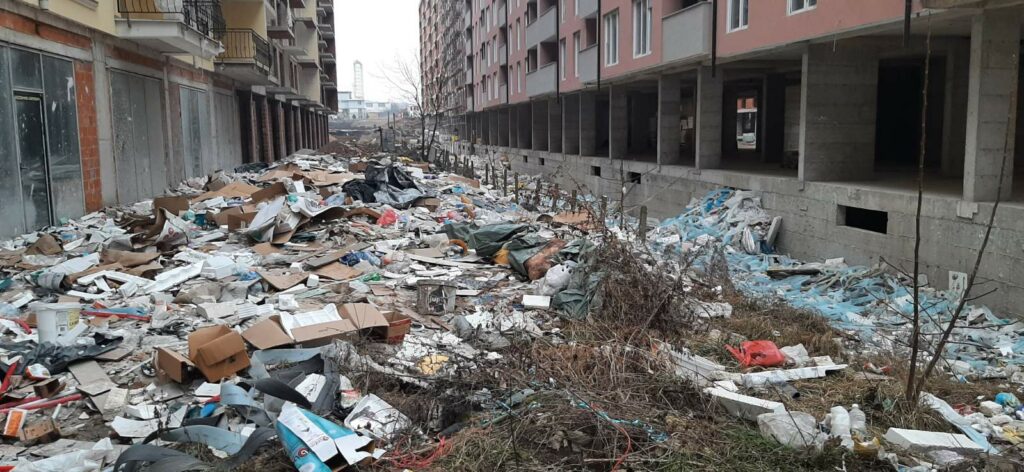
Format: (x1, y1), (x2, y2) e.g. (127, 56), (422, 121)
(0, 146), (1019, 471)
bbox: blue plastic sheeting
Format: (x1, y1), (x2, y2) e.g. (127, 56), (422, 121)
(651, 188), (1022, 369)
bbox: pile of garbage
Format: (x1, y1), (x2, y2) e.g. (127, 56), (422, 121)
(0, 146), (1020, 470)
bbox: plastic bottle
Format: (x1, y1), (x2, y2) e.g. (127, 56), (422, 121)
(849, 404), (867, 437)
(829, 406), (853, 449)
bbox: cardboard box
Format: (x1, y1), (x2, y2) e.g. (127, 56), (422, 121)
(339, 303), (389, 330)
(242, 316), (296, 350)
(187, 326), (250, 382)
(155, 347), (195, 383)
(19, 417), (60, 443)
(373, 312), (412, 344)
(290, 318), (358, 347)
(251, 182), (288, 203)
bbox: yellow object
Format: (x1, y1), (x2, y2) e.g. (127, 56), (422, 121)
(493, 247), (511, 266)
(418, 355), (449, 375)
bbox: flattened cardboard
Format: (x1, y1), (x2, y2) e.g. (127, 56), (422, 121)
(314, 262), (363, 281)
(213, 207), (243, 227)
(194, 181), (260, 202)
(26, 234), (62, 256)
(339, 303), (389, 330)
(227, 212), (257, 231)
(155, 347), (195, 383)
(251, 243), (281, 256)
(153, 196), (191, 217)
(448, 175), (480, 188)
(242, 317), (295, 350)
(187, 326), (250, 382)
(259, 269), (309, 291)
(100, 249), (159, 268)
(251, 182), (288, 203)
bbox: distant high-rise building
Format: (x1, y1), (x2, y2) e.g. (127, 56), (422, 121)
(353, 61), (365, 100)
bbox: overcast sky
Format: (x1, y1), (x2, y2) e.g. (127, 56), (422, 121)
(333, 0), (420, 103)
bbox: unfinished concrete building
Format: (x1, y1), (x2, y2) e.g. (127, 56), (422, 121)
(422, 0), (1024, 317)
(0, 0), (338, 239)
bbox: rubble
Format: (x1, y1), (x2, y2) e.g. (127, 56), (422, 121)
(0, 146), (1020, 470)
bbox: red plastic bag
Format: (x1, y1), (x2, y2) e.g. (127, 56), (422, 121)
(378, 209), (398, 226)
(725, 340), (786, 368)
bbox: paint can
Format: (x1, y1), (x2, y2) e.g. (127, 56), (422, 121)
(35, 271), (66, 291)
(416, 279), (457, 315)
(30, 303), (81, 344)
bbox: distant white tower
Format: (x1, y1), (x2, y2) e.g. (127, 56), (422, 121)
(353, 61), (365, 100)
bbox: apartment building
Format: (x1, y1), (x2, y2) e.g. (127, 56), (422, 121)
(0, 0), (338, 240)
(424, 0), (1024, 317)
(420, 0), (468, 134)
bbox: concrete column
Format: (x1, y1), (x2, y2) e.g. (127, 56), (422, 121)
(91, 41), (117, 206)
(548, 98), (562, 153)
(491, 110), (499, 143)
(272, 100), (287, 160)
(799, 42), (879, 181)
(519, 104), (532, 149)
(283, 104), (294, 155)
(964, 11), (1019, 201)
(532, 100), (548, 151)
(563, 94), (580, 155)
(580, 92), (597, 156)
(509, 107), (518, 148)
(609, 85), (628, 159)
(498, 108), (510, 146)
(762, 73), (786, 163)
(658, 75), (682, 165)
(255, 94), (273, 163)
(696, 66), (723, 169)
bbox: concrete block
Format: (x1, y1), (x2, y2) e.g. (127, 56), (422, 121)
(883, 428), (985, 454)
(704, 387), (786, 421)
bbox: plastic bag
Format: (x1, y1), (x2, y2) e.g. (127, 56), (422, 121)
(725, 340), (786, 367)
(378, 209), (398, 226)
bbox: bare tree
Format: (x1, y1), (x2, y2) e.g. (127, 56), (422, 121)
(380, 51), (444, 161)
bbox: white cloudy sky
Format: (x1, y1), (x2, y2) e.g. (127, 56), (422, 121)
(333, 0), (420, 102)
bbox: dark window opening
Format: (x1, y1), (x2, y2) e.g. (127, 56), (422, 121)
(523, 155), (528, 163)
(539, 157), (545, 166)
(626, 172), (641, 184)
(591, 165), (601, 176)
(839, 205), (888, 234)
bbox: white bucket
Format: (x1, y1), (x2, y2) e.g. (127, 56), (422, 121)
(30, 302), (81, 344)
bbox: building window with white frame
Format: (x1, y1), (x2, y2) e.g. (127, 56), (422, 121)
(573, 32), (580, 77)
(516, 20), (521, 50)
(560, 0), (565, 22)
(632, 0), (652, 57)
(788, 0), (816, 14)
(603, 10), (619, 66)
(574, 0), (579, 17)
(728, 0), (748, 31)
(559, 39), (566, 80)
(518, 63), (523, 93)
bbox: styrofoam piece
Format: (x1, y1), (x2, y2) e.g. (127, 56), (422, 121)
(883, 428), (986, 454)
(740, 365), (847, 388)
(522, 295), (551, 309)
(704, 387), (786, 421)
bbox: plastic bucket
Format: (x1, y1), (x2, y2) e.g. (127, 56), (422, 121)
(30, 302), (81, 344)
(416, 280), (457, 315)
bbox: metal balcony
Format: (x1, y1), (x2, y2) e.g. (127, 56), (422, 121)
(578, 44), (597, 83)
(526, 62), (556, 97)
(465, 68), (474, 85)
(662, 1), (712, 64)
(577, 0), (598, 18)
(214, 29), (276, 85)
(526, 5), (556, 48)
(115, 0), (225, 58)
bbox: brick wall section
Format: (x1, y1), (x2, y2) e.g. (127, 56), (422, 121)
(0, 11), (90, 50)
(107, 46), (163, 71)
(74, 61), (102, 212)
(167, 83), (184, 179)
(257, 95), (272, 163)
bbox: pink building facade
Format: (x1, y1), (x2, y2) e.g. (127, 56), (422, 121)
(426, 0), (1024, 319)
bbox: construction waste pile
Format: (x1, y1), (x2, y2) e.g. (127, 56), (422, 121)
(0, 147), (1021, 471)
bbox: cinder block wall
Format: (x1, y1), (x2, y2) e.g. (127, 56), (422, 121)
(483, 146), (1024, 319)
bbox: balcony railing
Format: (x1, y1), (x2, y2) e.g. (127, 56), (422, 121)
(526, 5), (556, 47)
(215, 29), (273, 71)
(662, 1), (712, 63)
(117, 0), (225, 39)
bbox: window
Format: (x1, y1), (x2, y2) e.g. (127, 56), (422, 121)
(560, 0), (565, 22)
(516, 20), (521, 50)
(573, 32), (580, 77)
(603, 10), (619, 66)
(788, 0), (816, 14)
(728, 0), (748, 31)
(575, 0), (579, 17)
(632, 0), (652, 57)
(838, 205), (888, 234)
(559, 39), (566, 80)
(518, 63), (523, 92)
